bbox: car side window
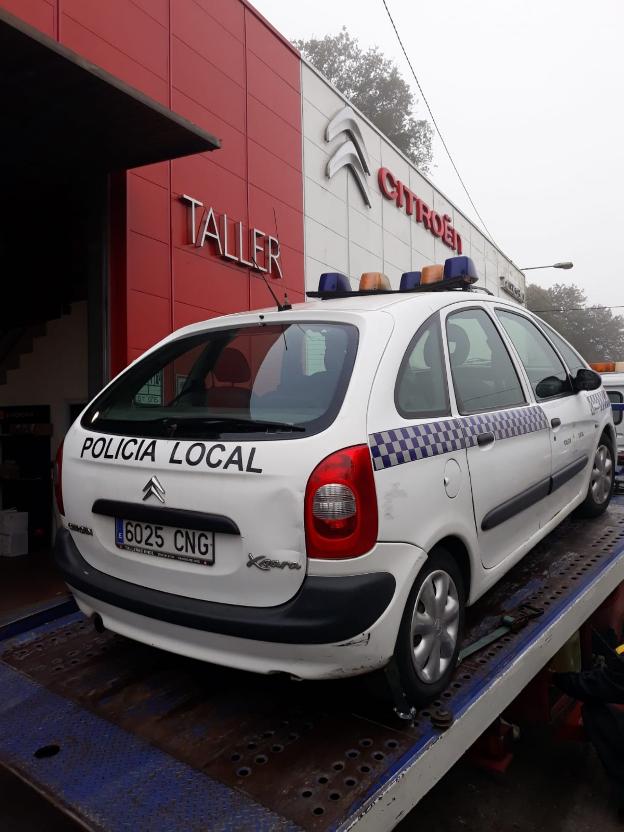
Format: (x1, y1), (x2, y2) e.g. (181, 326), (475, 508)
(496, 310), (573, 400)
(446, 308), (526, 414)
(607, 391), (623, 426)
(395, 316), (450, 417)
(537, 320), (586, 375)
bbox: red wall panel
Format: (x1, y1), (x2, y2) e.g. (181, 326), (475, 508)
(248, 186), (304, 254)
(61, 0), (169, 80)
(126, 289), (171, 352)
(247, 96), (302, 171)
(127, 233), (171, 300)
(60, 15), (168, 104)
(246, 50), (301, 130)
(2, 0), (55, 35)
(171, 36), (246, 133)
(172, 0), (245, 87)
(127, 174), (170, 245)
(171, 90), (246, 177)
(174, 301), (217, 331)
(174, 250), (250, 316)
(244, 8), (300, 90)
(1, 0), (305, 369)
(192, 0), (244, 42)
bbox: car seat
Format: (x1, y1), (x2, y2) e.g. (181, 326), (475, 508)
(205, 348), (252, 410)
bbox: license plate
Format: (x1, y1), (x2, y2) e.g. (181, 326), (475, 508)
(115, 519), (215, 566)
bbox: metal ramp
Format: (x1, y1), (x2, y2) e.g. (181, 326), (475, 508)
(1, 499), (624, 831)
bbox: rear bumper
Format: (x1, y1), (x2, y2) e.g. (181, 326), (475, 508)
(54, 529), (396, 646)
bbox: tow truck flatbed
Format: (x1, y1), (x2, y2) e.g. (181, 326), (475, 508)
(2, 498), (624, 832)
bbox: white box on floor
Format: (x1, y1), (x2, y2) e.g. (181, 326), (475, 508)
(0, 532), (29, 556)
(0, 510), (28, 534)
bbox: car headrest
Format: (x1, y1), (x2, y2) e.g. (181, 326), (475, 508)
(447, 323), (471, 366)
(214, 348), (251, 383)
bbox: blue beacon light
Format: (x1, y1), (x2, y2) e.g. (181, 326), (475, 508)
(318, 272), (351, 293)
(399, 271), (422, 291)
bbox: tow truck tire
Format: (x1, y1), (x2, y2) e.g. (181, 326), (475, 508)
(577, 435), (615, 518)
(394, 548), (465, 707)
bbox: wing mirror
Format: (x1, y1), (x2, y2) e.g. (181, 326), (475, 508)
(573, 368), (602, 392)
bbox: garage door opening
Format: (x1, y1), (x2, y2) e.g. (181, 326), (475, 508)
(0, 176), (107, 619)
(0, 9), (219, 626)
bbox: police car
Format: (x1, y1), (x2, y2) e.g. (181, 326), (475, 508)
(54, 256), (615, 705)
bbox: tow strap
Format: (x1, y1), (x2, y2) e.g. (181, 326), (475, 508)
(458, 603), (544, 664)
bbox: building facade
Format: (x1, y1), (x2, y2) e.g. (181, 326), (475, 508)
(0, 0), (525, 551)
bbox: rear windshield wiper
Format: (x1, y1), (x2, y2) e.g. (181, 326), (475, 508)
(160, 417), (305, 434)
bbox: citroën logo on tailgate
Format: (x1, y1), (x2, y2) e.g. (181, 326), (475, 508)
(142, 475), (166, 504)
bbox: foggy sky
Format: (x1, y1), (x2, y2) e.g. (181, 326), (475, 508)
(253, 0), (624, 310)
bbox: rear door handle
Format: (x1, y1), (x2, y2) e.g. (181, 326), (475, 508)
(476, 431), (495, 447)
(551, 418), (561, 428)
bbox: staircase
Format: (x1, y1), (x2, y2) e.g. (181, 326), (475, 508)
(0, 323), (47, 387)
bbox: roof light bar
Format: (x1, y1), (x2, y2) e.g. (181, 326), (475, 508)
(308, 255), (479, 299)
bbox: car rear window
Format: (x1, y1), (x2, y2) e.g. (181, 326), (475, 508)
(82, 322), (358, 440)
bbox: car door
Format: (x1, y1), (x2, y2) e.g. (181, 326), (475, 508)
(495, 308), (594, 524)
(367, 311), (476, 556)
(443, 304), (552, 569)
(537, 319), (612, 468)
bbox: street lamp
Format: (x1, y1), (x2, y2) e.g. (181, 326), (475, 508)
(520, 262), (573, 271)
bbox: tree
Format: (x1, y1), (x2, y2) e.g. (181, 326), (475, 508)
(295, 28), (434, 173)
(526, 282), (624, 363)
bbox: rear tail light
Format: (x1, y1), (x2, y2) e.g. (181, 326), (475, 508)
(305, 445), (378, 559)
(54, 440), (64, 516)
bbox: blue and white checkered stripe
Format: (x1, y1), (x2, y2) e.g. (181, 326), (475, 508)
(461, 405), (549, 448)
(369, 405), (548, 471)
(370, 418), (464, 471)
(587, 388), (610, 415)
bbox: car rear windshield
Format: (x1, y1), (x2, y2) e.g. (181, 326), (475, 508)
(82, 322), (358, 440)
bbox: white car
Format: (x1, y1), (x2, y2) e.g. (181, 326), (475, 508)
(599, 370), (624, 462)
(54, 257), (615, 705)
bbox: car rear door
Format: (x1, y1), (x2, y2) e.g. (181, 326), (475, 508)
(443, 304), (552, 569)
(495, 308), (594, 524)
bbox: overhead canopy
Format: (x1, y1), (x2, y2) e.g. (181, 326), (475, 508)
(0, 9), (220, 180)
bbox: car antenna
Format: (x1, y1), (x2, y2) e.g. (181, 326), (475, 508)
(273, 207), (292, 311)
(249, 258), (290, 312)
(248, 254), (289, 348)
(248, 213), (291, 312)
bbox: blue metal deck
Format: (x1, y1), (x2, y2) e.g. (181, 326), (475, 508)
(1, 499), (624, 832)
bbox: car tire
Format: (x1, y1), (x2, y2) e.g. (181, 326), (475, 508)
(577, 435), (615, 518)
(394, 547), (465, 707)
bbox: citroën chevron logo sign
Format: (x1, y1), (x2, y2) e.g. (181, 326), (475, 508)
(325, 105), (372, 208)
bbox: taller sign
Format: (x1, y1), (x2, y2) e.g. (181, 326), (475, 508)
(181, 195), (283, 278)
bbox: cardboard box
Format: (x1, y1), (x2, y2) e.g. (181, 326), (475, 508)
(0, 532), (28, 557)
(0, 510), (28, 534)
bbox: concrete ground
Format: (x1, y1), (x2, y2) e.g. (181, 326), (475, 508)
(1, 726), (621, 831)
(399, 726), (622, 832)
